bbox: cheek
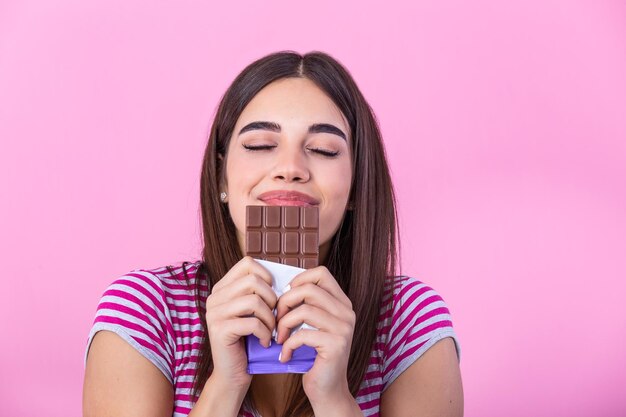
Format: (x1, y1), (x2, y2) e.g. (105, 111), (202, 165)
(319, 162), (352, 200)
(225, 154), (263, 193)
(318, 165), (352, 239)
(224, 157), (258, 233)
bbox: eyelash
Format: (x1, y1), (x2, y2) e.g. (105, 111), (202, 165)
(242, 144), (340, 158)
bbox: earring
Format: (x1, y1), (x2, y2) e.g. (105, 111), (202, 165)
(220, 192), (227, 202)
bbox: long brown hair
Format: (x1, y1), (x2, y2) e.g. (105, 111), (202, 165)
(194, 51), (399, 416)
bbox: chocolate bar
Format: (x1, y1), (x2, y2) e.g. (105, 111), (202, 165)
(245, 205), (319, 269)
(244, 205), (319, 374)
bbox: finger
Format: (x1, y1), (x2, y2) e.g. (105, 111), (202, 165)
(211, 317), (273, 348)
(289, 267), (351, 308)
(208, 273), (277, 310)
(212, 256), (273, 293)
(210, 294), (276, 334)
(279, 330), (348, 363)
(275, 283), (343, 322)
(276, 304), (341, 344)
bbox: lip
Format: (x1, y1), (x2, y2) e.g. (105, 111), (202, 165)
(257, 190), (320, 206)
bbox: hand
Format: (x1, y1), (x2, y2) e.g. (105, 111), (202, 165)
(275, 266), (356, 404)
(204, 257), (278, 391)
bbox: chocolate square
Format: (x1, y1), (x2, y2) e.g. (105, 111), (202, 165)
(246, 205), (319, 269)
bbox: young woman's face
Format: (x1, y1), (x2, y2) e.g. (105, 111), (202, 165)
(222, 77), (352, 261)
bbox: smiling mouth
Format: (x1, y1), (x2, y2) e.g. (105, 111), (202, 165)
(260, 198), (315, 207)
(257, 191), (319, 207)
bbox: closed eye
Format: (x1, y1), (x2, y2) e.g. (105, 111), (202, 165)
(308, 148), (340, 157)
(243, 144), (276, 151)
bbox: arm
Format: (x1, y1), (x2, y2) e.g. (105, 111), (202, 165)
(380, 337), (463, 417)
(84, 257), (279, 417)
(83, 332), (249, 417)
(83, 331), (174, 417)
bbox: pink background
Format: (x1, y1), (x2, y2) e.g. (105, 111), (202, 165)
(1, 1), (625, 416)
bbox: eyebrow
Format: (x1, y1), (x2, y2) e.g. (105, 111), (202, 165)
(238, 121), (281, 135)
(238, 121), (347, 140)
(309, 123), (347, 140)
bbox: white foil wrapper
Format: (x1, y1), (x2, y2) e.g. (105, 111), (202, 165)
(256, 259), (318, 340)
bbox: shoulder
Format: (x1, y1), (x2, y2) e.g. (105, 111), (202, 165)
(85, 260), (204, 381)
(103, 260), (204, 303)
(380, 275), (452, 323)
(378, 275), (461, 388)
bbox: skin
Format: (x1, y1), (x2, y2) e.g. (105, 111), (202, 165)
(83, 77), (464, 417)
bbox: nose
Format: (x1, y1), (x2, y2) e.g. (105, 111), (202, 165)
(271, 147), (310, 183)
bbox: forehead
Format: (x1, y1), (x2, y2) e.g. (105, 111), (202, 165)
(235, 77), (350, 134)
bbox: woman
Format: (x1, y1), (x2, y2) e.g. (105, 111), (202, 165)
(83, 51), (463, 417)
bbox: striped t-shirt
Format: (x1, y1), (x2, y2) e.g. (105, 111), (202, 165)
(85, 261), (460, 417)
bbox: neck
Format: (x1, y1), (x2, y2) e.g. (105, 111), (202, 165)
(250, 374), (294, 417)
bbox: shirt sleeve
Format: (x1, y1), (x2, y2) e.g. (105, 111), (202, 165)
(84, 269), (176, 384)
(381, 276), (461, 390)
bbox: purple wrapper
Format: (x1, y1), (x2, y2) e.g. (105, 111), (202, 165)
(245, 335), (316, 374)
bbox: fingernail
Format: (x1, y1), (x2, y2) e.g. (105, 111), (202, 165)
(278, 352), (283, 362)
(282, 284), (291, 293)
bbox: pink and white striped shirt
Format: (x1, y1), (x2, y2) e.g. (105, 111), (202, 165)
(85, 261), (460, 417)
